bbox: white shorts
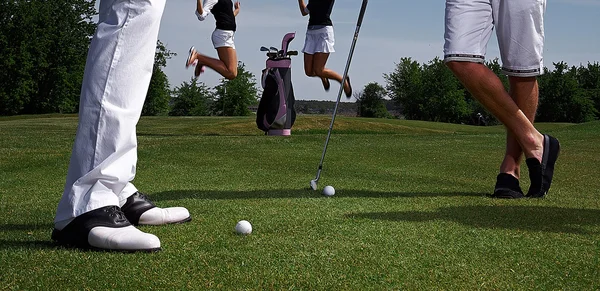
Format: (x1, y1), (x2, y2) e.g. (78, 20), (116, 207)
(212, 29), (235, 49)
(302, 26), (335, 54)
(444, 0), (546, 77)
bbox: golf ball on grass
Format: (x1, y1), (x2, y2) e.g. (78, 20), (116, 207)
(235, 220), (252, 235)
(323, 185), (335, 196)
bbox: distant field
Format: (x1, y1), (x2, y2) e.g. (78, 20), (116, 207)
(0, 115), (598, 290)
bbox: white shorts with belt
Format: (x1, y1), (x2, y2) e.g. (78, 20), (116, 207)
(444, 0), (546, 77)
(212, 29), (235, 49)
(302, 26), (335, 54)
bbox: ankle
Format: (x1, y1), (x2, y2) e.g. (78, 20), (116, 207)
(523, 132), (544, 160)
(499, 171), (519, 179)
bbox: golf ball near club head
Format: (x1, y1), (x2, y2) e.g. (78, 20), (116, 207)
(235, 220), (252, 235)
(322, 185), (335, 196)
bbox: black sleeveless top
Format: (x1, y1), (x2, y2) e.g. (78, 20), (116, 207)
(307, 0), (334, 27)
(212, 0), (236, 31)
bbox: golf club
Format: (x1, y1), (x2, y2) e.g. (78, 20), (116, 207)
(260, 46), (270, 52)
(310, 0), (368, 191)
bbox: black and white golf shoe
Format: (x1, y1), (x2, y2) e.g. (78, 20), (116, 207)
(121, 192), (191, 226)
(51, 206), (161, 252)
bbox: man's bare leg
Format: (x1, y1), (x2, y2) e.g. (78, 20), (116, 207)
(501, 77), (539, 178)
(447, 61), (560, 198)
(446, 61), (544, 159)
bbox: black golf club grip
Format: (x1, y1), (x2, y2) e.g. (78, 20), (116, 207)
(357, 0), (368, 27)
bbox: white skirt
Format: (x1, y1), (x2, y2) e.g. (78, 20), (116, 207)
(302, 26), (335, 54)
(212, 29), (235, 49)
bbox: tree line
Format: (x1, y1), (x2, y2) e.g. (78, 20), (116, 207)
(356, 58), (600, 125)
(143, 41), (259, 117)
(0, 0), (258, 117)
(0, 0), (96, 115)
(2, 0), (599, 125)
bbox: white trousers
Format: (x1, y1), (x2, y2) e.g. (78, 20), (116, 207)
(55, 0), (166, 223)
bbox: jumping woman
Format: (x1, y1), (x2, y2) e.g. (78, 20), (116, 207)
(297, 0), (352, 97)
(186, 0), (240, 80)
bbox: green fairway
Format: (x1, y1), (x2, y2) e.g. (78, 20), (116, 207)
(1, 115), (599, 289)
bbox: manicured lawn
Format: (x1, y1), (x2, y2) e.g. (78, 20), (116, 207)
(1, 115), (598, 289)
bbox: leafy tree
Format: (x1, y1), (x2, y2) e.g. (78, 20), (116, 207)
(576, 62), (600, 118)
(384, 57), (423, 119)
(170, 78), (213, 116)
(143, 41), (175, 116)
(538, 62), (597, 123)
(0, 0), (96, 115)
(356, 82), (391, 118)
(420, 57), (469, 123)
(212, 63), (259, 116)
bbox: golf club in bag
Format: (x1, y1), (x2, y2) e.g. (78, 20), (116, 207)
(310, 0), (369, 190)
(256, 32), (298, 136)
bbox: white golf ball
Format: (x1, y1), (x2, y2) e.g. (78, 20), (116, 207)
(323, 185), (335, 196)
(235, 220), (252, 235)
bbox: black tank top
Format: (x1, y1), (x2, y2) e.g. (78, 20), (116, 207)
(307, 0), (334, 27)
(212, 0), (236, 31)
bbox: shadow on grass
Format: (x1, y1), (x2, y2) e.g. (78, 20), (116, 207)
(137, 133), (259, 137)
(0, 223), (53, 232)
(149, 189), (486, 202)
(0, 223), (55, 250)
(348, 206), (600, 235)
(0, 239), (55, 250)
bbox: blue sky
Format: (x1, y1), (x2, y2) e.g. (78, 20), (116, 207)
(152, 0), (600, 101)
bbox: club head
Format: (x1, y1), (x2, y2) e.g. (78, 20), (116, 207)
(260, 46), (269, 52)
(310, 179), (318, 191)
(270, 46), (279, 53)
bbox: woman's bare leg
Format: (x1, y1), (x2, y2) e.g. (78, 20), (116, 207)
(312, 53), (351, 96)
(188, 47), (238, 80)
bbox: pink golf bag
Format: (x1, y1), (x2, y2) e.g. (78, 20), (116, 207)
(256, 33), (298, 136)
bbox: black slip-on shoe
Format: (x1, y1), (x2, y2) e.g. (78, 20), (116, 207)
(492, 173), (524, 199)
(321, 77), (331, 92)
(526, 134), (561, 198)
(51, 206), (161, 252)
(121, 192), (191, 226)
(344, 76), (352, 98)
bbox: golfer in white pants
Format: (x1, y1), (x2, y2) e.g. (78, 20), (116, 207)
(52, 0), (190, 252)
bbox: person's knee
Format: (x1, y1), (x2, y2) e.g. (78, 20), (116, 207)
(225, 70), (238, 80)
(313, 67), (325, 77)
(446, 61), (479, 76)
(304, 68), (315, 77)
(508, 75), (537, 84)
(445, 60), (464, 72)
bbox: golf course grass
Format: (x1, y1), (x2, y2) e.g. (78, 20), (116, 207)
(1, 114), (598, 289)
